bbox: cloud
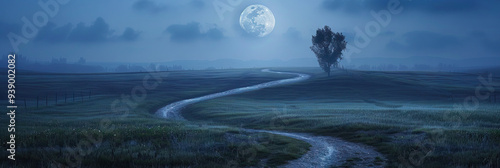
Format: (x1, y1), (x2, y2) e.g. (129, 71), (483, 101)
(120, 27), (141, 41)
(409, 0), (480, 14)
(322, 0), (387, 13)
(205, 28), (223, 40)
(35, 17), (140, 43)
(67, 17), (113, 43)
(133, 0), (167, 14)
(165, 22), (224, 42)
(386, 31), (461, 51)
(322, 0), (481, 14)
(36, 22), (73, 43)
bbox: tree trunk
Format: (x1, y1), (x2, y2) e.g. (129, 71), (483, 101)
(327, 65), (331, 77)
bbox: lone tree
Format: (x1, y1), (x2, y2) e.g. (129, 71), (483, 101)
(310, 26), (347, 76)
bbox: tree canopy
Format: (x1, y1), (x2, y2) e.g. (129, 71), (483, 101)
(310, 26), (347, 76)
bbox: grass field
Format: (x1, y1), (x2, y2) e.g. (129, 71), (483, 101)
(0, 69), (307, 168)
(1, 67), (499, 167)
(182, 68), (500, 167)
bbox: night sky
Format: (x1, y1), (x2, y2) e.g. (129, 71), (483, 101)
(1, 0), (499, 67)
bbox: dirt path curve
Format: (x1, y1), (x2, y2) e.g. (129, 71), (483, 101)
(156, 69), (386, 168)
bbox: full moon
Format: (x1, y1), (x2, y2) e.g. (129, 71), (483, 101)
(239, 5), (275, 37)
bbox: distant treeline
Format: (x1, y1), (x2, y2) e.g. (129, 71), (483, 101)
(0, 55), (183, 73)
(0, 55), (105, 73)
(115, 64), (183, 73)
(343, 63), (458, 72)
(1, 54), (463, 73)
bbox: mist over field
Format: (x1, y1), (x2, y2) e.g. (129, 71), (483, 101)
(1, 0), (500, 168)
(1, 0), (499, 72)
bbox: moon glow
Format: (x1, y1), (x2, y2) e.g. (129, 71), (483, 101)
(239, 5), (275, 37)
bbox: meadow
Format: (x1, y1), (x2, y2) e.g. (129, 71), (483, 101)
(0, 69), (308, 167)
(1, 67), (499, 167)
(182, 67), (500, 167)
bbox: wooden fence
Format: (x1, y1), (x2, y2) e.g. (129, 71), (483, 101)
(18, 90), (92, 110)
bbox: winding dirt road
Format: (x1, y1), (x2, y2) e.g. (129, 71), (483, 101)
(156, 69), (385, 168)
